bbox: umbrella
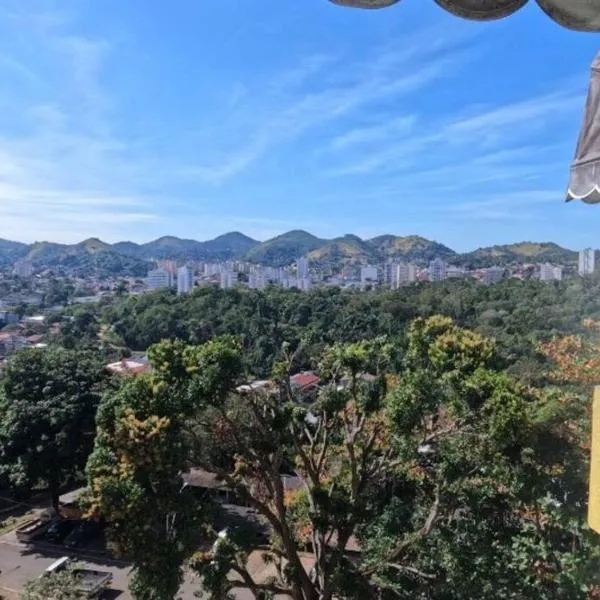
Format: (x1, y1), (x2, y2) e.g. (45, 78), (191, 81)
(567, 53), (600, 204)
(329, 0), (600, 31)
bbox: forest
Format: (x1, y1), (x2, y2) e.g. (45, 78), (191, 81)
(58, 276), (600, 384)
(1, 277), (600, 599)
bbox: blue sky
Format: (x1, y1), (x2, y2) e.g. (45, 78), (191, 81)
(0, 0), (598, 251)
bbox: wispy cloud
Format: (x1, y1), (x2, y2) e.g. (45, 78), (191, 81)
(185, 31), (474, 185)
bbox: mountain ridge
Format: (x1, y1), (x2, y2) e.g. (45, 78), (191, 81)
(0, 232), (580, 272)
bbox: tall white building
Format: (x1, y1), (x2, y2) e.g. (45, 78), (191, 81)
(177, 265), (194, 295)
(483, 267), (505, 285)
(396, 263), (417, 285)
(383, 262), (398, 288)
(539, 263), (562, 282)
(146, 268), (172, 290)
(204, 263), (220, 277)
(579, 248), (596, 276)
(248, 273), (267, 290)
(297, 257), (309, 280)
(220, 270), (236, 289)
(428, 258), (447, 282)
(13, 260), (33, 278)
(446, 266), (467, 279)
(297, 277), (312, 292)
(360, 266), (379, 288)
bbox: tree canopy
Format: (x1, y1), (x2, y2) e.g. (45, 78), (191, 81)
(0, 347), (106, 511)
(86, 316), (599, 600)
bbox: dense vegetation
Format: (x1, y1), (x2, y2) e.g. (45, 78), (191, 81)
(0, 232), (579, 272)
(74, 277), (600, 384)
(0, 277), (599, 599)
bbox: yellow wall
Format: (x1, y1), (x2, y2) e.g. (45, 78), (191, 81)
(589, 387), (600, 533)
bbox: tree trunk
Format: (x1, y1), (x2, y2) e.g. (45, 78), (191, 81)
(50, 481), (60, 517)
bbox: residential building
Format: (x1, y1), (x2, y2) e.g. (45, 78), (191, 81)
(483, 267), (505, 285)
(360, 266), (379, 288)
(539, 263), (562, 282)
(13, 260), (33, 278)
(297, 257), (309, 280)
(146, 268), (172, 290)
(579, 248), (596, 276)
(382, 262), (398, 288)
(248, 273), (266, 290)
(204, 263), (220, 277)
(290, 371), (321, 403)
(446, 265), (467, 279)
(106, 356), (151, 376)
(297, 277), (312, 292)
(428, 258), (447, 282)
(553, 265), (563, 281)
(0, 333), (28, 359)
(177, 265), (194, 295)
(396, 263), (417, 285)
(220, 270), (236, 289)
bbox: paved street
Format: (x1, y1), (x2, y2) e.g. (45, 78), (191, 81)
(0, 532), (270, 599)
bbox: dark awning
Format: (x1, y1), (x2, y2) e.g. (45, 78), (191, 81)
(567, 53), (600, 204)
(329, 0), (600, 32)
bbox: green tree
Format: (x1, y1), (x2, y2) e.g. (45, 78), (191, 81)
(82, 318), (598, 600)
(85, 340), (208, 600)
(20, 567), (88, 600)
(0, 347), (105, 512)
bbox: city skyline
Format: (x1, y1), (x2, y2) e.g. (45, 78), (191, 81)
(0, 1), (598, 250)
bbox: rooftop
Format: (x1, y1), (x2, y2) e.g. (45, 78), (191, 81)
(290, 371), (321, 390)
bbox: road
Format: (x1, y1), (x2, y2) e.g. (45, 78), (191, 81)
(0, 532), (273, 599)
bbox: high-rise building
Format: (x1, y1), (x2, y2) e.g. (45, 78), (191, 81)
(483, 267), (505, 285)
(579, 248), (596, 276)
(446, 266), (466, 279)
(383, 262), (398, 288)
(177, 265), (194, 295)
(297, 277), (312, 292)
(360, 266), (379, 288)
(396, 263), (417, 285)
(297, 257), (309, 280)
(248, 273), (266, 290)
(220, 270), (235, 289)
(204, 263), (220, 277)
(13, 260), (33, 278)
(428, 258), (447, 282)
(539, 263), (562, 282)
(146, 268), (172, 290)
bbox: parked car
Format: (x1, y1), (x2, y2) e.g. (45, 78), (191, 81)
(44, 519), (76, 544)
(15, 518), (51, 543)
(45, 557), (112, 598)
(64, 521), (101, 549)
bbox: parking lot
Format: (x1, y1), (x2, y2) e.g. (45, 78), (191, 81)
(0, 525), (132, 599)
(0, 526), (278, 599)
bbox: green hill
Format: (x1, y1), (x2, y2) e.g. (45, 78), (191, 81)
(244, 230), (325, 266)
(458, 242), (577, 267)
(0, 239), (28, 265)
(308, 234), (379, 268)
(0, 233), (579, 274)
(369, 235), (457, 265)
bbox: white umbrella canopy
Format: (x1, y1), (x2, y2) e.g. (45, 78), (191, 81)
(329, 0), (600, 31)
(567, 53), (600, 204)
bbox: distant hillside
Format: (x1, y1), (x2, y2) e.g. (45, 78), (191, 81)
(244, 230), (325, 266)
(23, 240), (148, 277)
(0, 232), (579, 274)
(0, 239), (28, 266)
(112, 232), (260, 262)
(458, 242), (577, 268)
(369, 235), (457, 264)
(202, 232), (260, 259)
